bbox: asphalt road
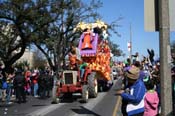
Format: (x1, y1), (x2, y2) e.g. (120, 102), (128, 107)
(0, 78), (123, 116)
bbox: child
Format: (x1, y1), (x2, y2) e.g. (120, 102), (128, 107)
(144, 78), (159, 116)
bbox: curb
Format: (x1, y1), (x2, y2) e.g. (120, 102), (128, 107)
(113, 96), (122, 116)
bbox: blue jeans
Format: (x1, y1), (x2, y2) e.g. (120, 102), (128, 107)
(6, 84), (12, 103)
(34, 83), (38, 96)
(80, 69), (85, 78)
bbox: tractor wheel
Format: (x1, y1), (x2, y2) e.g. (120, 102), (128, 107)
(82, 85), (89, 103)
(88, 72), (98, 98)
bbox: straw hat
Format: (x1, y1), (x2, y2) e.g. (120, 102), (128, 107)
(125, 67), (140, 80)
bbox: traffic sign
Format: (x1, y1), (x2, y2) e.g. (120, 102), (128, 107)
(144, 0), (175, 32)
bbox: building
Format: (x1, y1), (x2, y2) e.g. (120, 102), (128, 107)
(17, 48), (34, 68)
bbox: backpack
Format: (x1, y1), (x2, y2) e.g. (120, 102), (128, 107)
(2, 81), (7, 89)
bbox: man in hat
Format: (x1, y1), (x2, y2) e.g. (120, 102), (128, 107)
(117, 66), (146, 116)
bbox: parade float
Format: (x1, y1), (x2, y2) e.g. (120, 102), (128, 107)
(53, 20), (113, 103)
(77, 20), (111, 82)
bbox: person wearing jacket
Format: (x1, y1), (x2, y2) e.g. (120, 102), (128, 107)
(117, 66), (146, 116)
(13, 69), (26, 104)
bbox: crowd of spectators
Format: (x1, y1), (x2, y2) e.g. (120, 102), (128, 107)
(0, 65), (53, 104)
(116, 49), (175, 116)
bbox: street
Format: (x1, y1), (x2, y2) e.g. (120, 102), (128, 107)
(0, 78), (123, 116)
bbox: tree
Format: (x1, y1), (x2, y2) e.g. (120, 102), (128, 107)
(109, 40), (123, 56)
(0, 21), (26, 72)
(33, 49), (47, 70)
(0, 0), (59, 72)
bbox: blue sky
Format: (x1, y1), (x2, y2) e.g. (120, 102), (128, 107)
(97, 0), (175, 60)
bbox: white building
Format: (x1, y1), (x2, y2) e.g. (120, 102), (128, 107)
(17, 49), (34, 68)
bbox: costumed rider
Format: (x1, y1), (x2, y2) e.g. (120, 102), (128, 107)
(69, 44), (81, 70)
(101, 26), (108, 40)
(79, 61), (87, 78)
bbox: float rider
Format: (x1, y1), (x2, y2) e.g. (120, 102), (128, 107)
(69, 44), (81, 70)
(79, 62), (88, 79)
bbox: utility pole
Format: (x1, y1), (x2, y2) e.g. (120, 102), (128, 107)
(159, 0), (173, 115)
(130, 23), (132, 63)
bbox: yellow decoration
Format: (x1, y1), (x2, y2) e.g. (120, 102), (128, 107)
(74, 20), (108, 32)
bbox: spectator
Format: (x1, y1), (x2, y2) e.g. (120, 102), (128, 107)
(144, 78), (159, 116)
(13, 69), (26, 104)
(171, 66), (175, 115)
(24, 66), (31, 95)
(117, 66), (146, 116)
(6, 72), (15, 104)
(38, 72), (47, 98)
(45, 72), (53, 98)
(133, 61), (141, 69)
(32, 71), (39, 97)
(1, 68), (6, 102)
(0, 64), (4, 100)
(151, 64), (160, 112)
(132, 52), (140, 63)
(147, 49), (155, 65)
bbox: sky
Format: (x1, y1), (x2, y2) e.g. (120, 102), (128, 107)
(96, 0), (175, 61)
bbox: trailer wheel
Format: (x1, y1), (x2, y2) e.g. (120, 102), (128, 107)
(88, 72), (98, 98)
(82, 85), (89, 103)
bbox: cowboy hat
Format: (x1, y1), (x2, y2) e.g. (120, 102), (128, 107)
(125, 67), (140, 80)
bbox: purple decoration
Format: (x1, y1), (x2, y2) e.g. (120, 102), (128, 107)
(78, 33), (98, 56)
